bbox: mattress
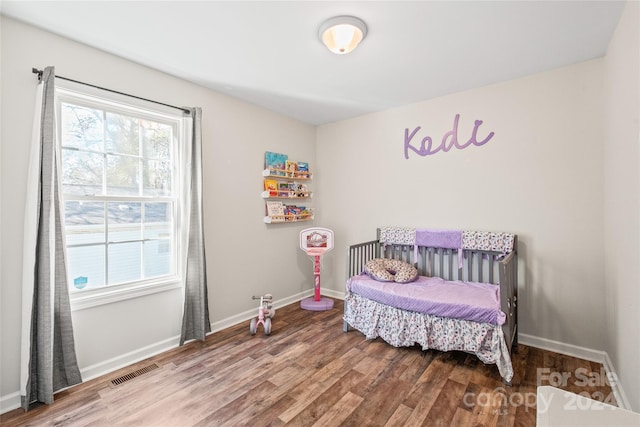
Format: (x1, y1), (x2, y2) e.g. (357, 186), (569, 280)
(346, 274), (506, 325)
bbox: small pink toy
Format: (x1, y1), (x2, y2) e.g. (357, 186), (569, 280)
(250, 294), (275, 336)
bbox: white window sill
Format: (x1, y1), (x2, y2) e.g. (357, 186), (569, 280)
(70, 279), (182, 311)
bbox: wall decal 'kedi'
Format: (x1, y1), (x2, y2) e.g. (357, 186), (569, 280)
(404, 114), (495, 159)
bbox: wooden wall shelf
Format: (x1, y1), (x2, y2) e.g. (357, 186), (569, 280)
(263, 153), (314, 224)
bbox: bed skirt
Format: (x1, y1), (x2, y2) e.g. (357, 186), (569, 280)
(343, 293), (514, 383)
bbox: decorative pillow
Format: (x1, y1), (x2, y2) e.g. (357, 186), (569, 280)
(364, 258), (418, 283)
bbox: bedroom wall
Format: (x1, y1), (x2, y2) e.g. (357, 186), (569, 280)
(0, 16), (315, 411)
(603, 1), (640, 412)
(316, 60), (606, 353)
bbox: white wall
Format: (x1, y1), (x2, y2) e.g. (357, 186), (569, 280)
(0, 16), (315, 410)
(316, 60), (606, 351)
(603, 1), (640, 412)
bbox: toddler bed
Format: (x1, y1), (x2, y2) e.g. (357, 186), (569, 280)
(343, 227), (518, 384)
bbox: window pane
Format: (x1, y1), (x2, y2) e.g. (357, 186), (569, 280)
(106, 154), (139, 195)
(58, 92), (180, 294)
(67, 245), (106, 290)
(144, 240), (171, 278)
(142, 120), (172, 159)
(106, 112), (139, 155)
(62, 149), (104, 196)
(65, 202), (105, 245)
(60, 103), (104, 151)
(108, 242), (142, 285)
(143, 202), (172, 239)
(108, 202), (141, 242)
(143, 160), (172, 196)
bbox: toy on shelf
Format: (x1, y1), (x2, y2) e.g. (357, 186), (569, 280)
(299, 227), (334, 311)
(250, 294), (275, 336)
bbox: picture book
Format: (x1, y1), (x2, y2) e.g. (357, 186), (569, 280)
(285, 160), (298, 178)
(278, 182), (291, 197)
(284, 205), (312, 220)
(265, 151), (288, 176)
(297, 161), (310, 178)
(264, 178), (278, 196)
(266, 201), (284, 218)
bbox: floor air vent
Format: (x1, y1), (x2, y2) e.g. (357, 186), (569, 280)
(110, 363), (160, 387)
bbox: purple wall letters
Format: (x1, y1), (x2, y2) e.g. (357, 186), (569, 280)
(404, 114), (495, 159)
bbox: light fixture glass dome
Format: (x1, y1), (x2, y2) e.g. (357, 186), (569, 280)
(319, 16), (367, 55)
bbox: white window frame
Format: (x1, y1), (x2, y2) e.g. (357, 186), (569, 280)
(55, 80), (187, 311)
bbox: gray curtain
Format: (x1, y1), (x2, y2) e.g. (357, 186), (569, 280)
(180, 107), (211, 344)
(20, 66), (82, 410)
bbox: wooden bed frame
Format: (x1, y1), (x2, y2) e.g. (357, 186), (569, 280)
(343, 228), (518, 382)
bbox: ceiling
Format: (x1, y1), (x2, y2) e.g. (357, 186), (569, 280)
(1, 1), (626, 125)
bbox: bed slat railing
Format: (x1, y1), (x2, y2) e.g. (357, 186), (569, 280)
(499, 242), (518, 349)
(345, 240), (379, 280)
(347, 242), (508, 285)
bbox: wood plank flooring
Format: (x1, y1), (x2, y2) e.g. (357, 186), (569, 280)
(1, 299), (617, 426)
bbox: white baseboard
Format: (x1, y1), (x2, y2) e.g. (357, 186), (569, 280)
(210, 289), (344, 332)
(603, 351), (632, 410)
(80, 335), (181, 382)
(210, 289), (313, 332)
(0, 391), (21, 415)
(0, 289), (343, 415)
(320, 288), (345, 300)
(1, 334), (181, 415)
(520, 333), (631, 410)
(81, 289), (335, 382)
(519, 333), (607, 363)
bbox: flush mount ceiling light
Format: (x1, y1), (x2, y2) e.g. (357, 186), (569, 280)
(319, 16), (368, 55)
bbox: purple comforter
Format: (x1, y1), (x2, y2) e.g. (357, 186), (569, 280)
(347, 274), (506, 325)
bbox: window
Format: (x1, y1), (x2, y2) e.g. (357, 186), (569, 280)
(56, 83), (185, 307)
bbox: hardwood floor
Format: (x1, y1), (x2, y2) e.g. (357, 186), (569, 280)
(1, 299), (616, 426)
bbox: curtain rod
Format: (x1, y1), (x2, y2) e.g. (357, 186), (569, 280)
(32, 68), (191, 115)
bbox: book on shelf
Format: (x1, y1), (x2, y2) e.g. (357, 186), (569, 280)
(266, 201), (285, 217)
(284, 205), (312, 220)
(297, 161), (310, 178)
(285, 160), (298, 178)
(264, 178), (278, 196)
(264, 151), (288, 176)
(278, 182), (290, 197)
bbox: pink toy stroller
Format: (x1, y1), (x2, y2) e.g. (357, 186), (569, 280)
(249, 294), (275, 336)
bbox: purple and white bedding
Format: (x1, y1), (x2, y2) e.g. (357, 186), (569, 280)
(343, 292), (514, 382)
(346, 274), (506, 325)
(379, 226), (515, 254)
